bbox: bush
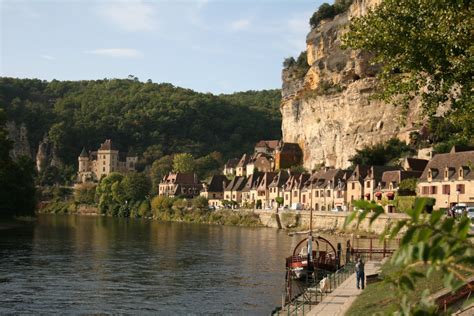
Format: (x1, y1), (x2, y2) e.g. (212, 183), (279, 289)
(309, 1), (353, 29)
(74, 183), (96, 204)
(398, 178), (418, 196)
(192, 196), (209, 211)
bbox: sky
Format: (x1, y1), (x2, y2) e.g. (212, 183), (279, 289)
(1, 0), (324, 94)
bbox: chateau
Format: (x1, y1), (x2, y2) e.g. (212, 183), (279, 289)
(77, 139), (138, 183)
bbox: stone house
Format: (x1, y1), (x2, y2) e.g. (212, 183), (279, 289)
(241, 172), (263, 207)
(268, 170), (291, 208)
(223, 176), (247, 205)
(346, 165), (372, 207)
(254, 140), (280, 156)
(236, 154), (250, 177)
(223, 158), (239, 176)
(363, 166), (403, 201)
(255, 172), (277, 209)
(374, 170), (422, 212)
(402, 157), (429, 172)
(307, 168), (350, 211)
(418, 148), (474, 210)
(283, 173), (300, 207)
(158, 172), (201, 198)
(77, 139), (138, 183)
(246, 153), (274, 176)
(200, 175), (230, 208)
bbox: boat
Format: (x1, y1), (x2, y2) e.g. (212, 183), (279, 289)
(285, 234), (339, 280)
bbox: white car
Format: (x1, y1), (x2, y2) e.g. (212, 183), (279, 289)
(467, 207), (474, 221)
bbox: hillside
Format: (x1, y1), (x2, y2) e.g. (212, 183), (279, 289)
(0, 77), (281, 171)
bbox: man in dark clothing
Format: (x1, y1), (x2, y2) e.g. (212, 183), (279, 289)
(355, 258), (365, 289)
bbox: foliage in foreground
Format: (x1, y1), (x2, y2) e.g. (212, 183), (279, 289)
(345, 199), (473, 314)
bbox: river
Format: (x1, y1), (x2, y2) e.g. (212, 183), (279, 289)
(0, 215), (366, 314)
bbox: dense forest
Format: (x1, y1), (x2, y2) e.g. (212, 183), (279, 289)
(0, 77), (281, 173)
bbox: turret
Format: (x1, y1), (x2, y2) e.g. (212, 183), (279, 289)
(78, 147), (89, 172)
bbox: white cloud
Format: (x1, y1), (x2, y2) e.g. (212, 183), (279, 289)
(230, 18), (251, 31)
(86, 48), (143, 58)
(95, 0), (156, 32)
(39, 55), (55, 60)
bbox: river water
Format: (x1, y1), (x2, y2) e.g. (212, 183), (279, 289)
(0, 215), (306, 314)
(0, 215), (369, 314)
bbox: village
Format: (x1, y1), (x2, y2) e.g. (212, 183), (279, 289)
(76, 138), (474, 215)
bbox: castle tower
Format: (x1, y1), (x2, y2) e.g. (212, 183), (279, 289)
(77, 147), (90, 182)
(96, 139), (119, 179)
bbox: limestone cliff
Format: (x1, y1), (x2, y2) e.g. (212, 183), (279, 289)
(281, 0), (422, 169)
(36, 135), (62, 172)
(6, 121), (32, 160)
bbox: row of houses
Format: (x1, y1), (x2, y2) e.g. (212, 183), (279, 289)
(159, 147), (474, 212)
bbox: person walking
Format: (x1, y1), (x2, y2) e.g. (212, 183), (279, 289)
(355, 258), (365, 289)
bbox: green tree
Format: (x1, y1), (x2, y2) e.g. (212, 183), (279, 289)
(349, 138), (415, 167)
(398, 178), (418, 196)
(343, 0), (473, 143)
(173, 153), (195, 173)
(275, 197), (284, 206)
(150, 155), (173, 193)
(192, 196), (209, 211)
(120, 172), (151, 202)
(0, 109), (36, 217)
(74, 183), (96, 204)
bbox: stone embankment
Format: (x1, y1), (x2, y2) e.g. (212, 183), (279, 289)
(255, 209), (408, 235)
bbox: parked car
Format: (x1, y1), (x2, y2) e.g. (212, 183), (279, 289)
(467, 207), (474, 222)
(450, 204), (467, 216)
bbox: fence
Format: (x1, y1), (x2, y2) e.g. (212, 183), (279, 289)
(272, 262), (355, 316)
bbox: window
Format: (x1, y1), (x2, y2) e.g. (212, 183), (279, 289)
(103, 167), (105, 172)
(456, 184), (465, 194)
(302, 195), (306, 203)
(428, 170), (432, 179)
(430, 186), (437, 194)
(351, 183), (355, 190)
(293, 191), (297, 197)
(315, 191), (319, 197)
(286, 194), (289, 200)
(442, 185), (450, 195)
(337, 191), (343, 198)
(315, 203), (319, 211)
(459, 168), (464, 178)
(327, 190), (331, 197)
(444, 169), (448, 179)
(351, 196), (354, 201)
(366, 181), (370, 188)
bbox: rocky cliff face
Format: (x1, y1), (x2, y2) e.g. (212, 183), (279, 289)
(281, 0), (422, 169)
(36, 135), (62, 172)
(6, 121), (32, 160)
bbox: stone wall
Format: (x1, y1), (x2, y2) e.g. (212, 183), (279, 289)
(254, 209), (408, 235)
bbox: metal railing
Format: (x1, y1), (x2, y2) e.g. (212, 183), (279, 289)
(272, 262), (355, 316)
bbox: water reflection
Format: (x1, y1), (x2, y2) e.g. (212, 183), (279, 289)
(0, 215), (359, 314)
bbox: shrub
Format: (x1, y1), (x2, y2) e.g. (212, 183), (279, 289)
(74, 183), (97, 204)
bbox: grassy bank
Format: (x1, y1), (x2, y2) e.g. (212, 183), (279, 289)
(38, 199), (263, 227)
(346, 261), (472, 315)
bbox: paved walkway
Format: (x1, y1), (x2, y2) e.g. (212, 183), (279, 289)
(306, 261), (381, 316)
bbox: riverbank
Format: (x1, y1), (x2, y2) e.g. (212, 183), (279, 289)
(38, 200), (409, 234)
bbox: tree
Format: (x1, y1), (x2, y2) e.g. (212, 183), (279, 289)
(275, 197), (284, 206)
(120, 172), (151, 202)
(74, 183), (96, 204)
(173, 153), (195, 173)
(398, 178), (418, 196)
(0, 109), (36, 217)
(349, 138), (415, 167)
(150, 155), (173, 193)
(343, 0), (473, 143)
(192, 196), (208, 211)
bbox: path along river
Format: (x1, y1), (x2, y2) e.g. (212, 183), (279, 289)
(0, 214), (365, 314)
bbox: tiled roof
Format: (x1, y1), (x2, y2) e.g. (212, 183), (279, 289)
(206, 175), (230, 192)
(379, 170), (422, 189)
(268, 170), (290, 188)
(404, 158), (428, 172)
(79, 147), (88, 157)
(242, 172), (263, 192)
(420, 150), (474, 181)
(237, 153), (250, 167)
(255, 140), (280, 150)
(224, 176), (247, 191)
(163, 172), (199, 185)
(224, 158), (239, 168)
